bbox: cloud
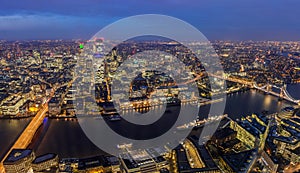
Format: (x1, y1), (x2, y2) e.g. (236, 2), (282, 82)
(0, 14), (62, 30)
(0, 0), (299, 40)
(0, 13), (121, 40)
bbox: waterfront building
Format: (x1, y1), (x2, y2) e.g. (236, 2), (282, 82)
(32, 153), (58, 172)
(77, 155), (120, 173)
(0, 95), (27, 116)
(278, 107), (295, 119)
(102, 156), (121, 173)
(59, 155), (120, 173)
(48, 97), (61, 116)
(119, 148), (169, 173)
(77, 156), (104, 173)
(3, 150), (59, 173)
(59, 158), (79, 172)
(3, 149), (35, 173)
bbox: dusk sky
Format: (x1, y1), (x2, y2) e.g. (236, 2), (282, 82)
(0, 0), (300, 41)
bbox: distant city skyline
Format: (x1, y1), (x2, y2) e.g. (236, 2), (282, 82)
(0, 0), (300, 41)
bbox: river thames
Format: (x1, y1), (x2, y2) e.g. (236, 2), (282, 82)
(0, 85), (299, 159)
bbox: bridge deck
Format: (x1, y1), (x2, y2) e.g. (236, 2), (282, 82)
(0, 104), (49, 173)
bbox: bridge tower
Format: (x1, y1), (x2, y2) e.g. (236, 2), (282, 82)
(266, 83), (271, 94)
(279, 84), (286, 99)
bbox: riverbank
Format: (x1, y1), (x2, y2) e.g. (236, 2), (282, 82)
(0, 87), (297, 159)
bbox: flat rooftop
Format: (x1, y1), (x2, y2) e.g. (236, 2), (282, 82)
(4, 149), (32, 163)
(33, 153), (57, 164)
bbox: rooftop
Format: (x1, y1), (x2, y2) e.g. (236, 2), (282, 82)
(120, 148), (166, 170)
(78, 156), (102, 170)
(189, 138), (219, 170)
(213, 127), (237, 140)
(238, 120), (261, 138)
(4, 149), (33, 163)
(282, 106), (295, 112)
(33, 153), (57, 164)
(222, 149), (257, 172)
(2, 95), (23, 106)
(255, 113), (268, 125)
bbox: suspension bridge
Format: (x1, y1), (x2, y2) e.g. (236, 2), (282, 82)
(253, 83), (300, 105)
(209, 73), (300, 105)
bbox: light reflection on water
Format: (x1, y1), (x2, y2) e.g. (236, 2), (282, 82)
(0, 86), (299, 159)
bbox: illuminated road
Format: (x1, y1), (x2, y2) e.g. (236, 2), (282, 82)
(284, 163), (300, 173)
(0, 76), (76, 173)
(0, 85), (63, 173)
(182, 139), (205, 169)
(0, 103), (49, 173)
(208, 73), (254, 86)
(12, 104), (48, 148)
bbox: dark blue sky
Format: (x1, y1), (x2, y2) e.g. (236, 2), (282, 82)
(0, 0), (299, 40)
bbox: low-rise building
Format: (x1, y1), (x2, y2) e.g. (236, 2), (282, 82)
(278, 107), (295, 119)
(32, 153), (58, 172)
(119, 148), (169, 173)
(3, 149), (35, 173)
(174, 140), (221, 173)
(0, 95), (27, 116)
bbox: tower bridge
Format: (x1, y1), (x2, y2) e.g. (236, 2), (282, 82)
(253, 83), (300, 105)
(207, 73), (300, 105)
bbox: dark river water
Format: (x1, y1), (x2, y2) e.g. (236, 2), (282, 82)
(0, 118), (31, 160)
(287, 84), (300, 100)
(1, 85), (299, 159)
